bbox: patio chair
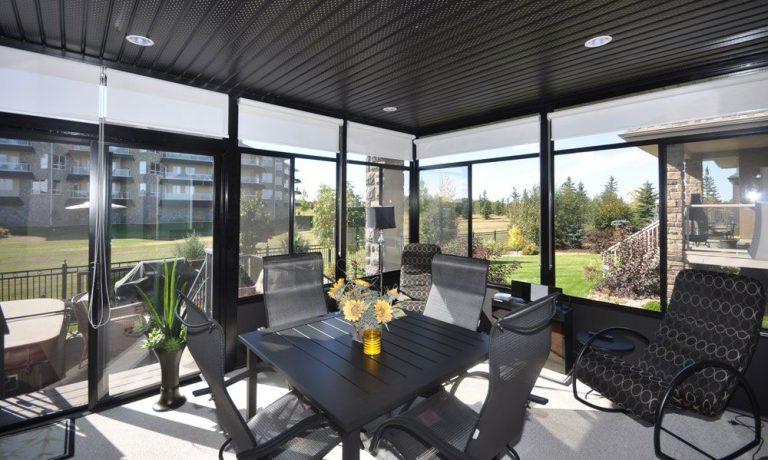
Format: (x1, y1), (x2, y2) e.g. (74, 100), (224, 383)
(70, 292), (89, 368)
(572, 269), (764, 459)
(687, 193), (709, 247)
(263, 252), (328, 328)
(397, 243), (441, 312)
(369, 293), (558, 460)
(182, 295), (341, 459)
(422, 254), (489, 331)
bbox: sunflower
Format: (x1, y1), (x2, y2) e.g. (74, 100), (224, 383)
(355, 279), (371, 288)
(328, 278), (345, 298)
(387, 287), (399, 298)
(374, 299), (393, 324)
(342, 299), (366, 322)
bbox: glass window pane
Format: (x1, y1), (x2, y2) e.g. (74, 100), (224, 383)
(239, 153), (291, 297)
(108, 148), (215, 396)
(0, 137), (89, 426)
(554, 146), (660, 307)
(345, 164), (368, 279)
(419, 167), (469, 256)
(665, 135), (768, 329)
(295, 158), (336, 280)
(472, 158), (540, 284)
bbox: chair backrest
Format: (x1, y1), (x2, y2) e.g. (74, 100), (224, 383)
(467, 293), (557, 459)
(184, 300), (256, 453)
(688, 193), (709, 238)
(423, 254), (489, 331)
(638, 269), (765, 416)
(263, 253), (327, 328)
(399, 243), (441, 301)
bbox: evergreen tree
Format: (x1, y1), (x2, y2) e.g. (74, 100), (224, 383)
(631, 181), (658, 228)
(702, 166), (721, 203)
(478, 190), (491, 219)
(592, 176), (632, 230)
(555, 177), (588, 248)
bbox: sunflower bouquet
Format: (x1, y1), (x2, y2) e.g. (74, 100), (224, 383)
(328, 278), (403, 340)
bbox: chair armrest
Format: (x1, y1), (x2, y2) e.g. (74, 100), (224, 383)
(192, 364), (274, 397)
(370, 416), (476, 460)
(238, 413), (332, 459)
(574, 326), (650, 370)
(449, 371), (489, 396)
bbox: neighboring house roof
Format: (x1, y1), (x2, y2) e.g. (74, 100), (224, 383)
(621, 110), (768, 142)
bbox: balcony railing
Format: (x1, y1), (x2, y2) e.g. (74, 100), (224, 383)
(161, 192), (213, 200)
(112, 168), (131, 177)
(70, 190), (89, 198)
(163, 172), (213, 181)
(161, 152), (212, 162)
(70, 165), (90, 175)
(111, 147), (132, 156)
(241, 175), (261, 184)
(0, 161), (31, 172)
(0, 138), (31, 146)
(112, 191), (132, 200)
(242, 157), (261, 166)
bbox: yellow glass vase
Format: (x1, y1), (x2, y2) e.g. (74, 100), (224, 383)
(363, 328), (381, 356)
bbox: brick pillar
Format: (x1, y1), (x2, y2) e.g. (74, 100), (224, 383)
(666, 144), (686, 299)
(365, 165), (380, 276)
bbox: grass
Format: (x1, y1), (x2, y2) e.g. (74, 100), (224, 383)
(496, 252), (601, 298)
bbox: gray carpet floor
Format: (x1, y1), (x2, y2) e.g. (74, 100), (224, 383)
(62, 363), (766, 459)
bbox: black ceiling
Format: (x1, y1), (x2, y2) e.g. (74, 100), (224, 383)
(1, 0), (767, 135)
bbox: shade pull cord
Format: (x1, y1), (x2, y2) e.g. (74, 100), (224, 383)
(88, 66), (112, 329)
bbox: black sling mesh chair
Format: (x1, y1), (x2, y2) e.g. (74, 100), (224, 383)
(263, 252), (328, 328)
(397, 243), (441, 312)
(422, 254), (489, 331)
(369, 293), (558, 460)
(688, 193), (710, 247)
(183, 296), (341, 459)
(573, 269), (765, 459)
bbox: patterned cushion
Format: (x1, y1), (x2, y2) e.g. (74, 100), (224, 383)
(399, 244), (441, 301)
(395, 299), (426, 313)
(577, 269), (765, 422)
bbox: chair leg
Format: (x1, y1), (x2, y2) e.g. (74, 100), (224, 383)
(506, 444), (520, 460)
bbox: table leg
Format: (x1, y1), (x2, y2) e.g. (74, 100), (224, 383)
(341, 429), (361, 460)
(246, 350), (258, 418)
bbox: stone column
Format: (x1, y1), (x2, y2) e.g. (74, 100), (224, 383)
(666, 144), (686, 299)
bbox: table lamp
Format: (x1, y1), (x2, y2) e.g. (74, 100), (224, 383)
(366, 206), (396, 293)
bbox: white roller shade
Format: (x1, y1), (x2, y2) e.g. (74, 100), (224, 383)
(106, 69), (228, 138)
(0, 46), (99, 123)
(415, 115), (539, 159)
(239, 98), (343, 155)
(551, 70), (768, 140)
(347, 122), (414, 161)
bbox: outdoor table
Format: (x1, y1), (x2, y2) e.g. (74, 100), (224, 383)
(239, 311), (489, 460)
(1, 299), (67, 396)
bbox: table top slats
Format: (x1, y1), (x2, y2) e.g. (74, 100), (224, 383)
(239, 312), (488, 433)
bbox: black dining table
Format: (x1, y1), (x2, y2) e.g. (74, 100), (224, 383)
(239, 311), (489, 460)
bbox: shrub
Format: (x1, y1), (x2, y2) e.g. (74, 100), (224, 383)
(582, 259), (604, 285)
(172, 231), (206, 261)
(583, 227), (626, 253)
(507, 225), (526, 251)
(0, 227), (10, 238)
(643, 300), (661, 312)
(472, 236), (520, 284)
(597, 235), (660, 299)
(521, 243), (539, 255)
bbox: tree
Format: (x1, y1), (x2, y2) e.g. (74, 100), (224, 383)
(555, 177), (588, 248)
(592, 177), (632, 230)
(478, 190), (491, 219)
(631, 181), (658, 228)
(240, 192), (273, 254)
(312, 185), (336, 248)
(419, 178), (459, 247)
(702, 166), (721, 203)
(346, 183), (366, 251)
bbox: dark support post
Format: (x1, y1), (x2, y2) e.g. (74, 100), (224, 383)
(658, 144), (668, 310)
(539, 110), (554, 285)
(221, 94), (241, 369)
(467, 164), (473, 257)
(289, 157), (296, 254)
(409, 143), (419, 244)
(61, 260), (68, 300)
(341, 429), (362, 460)
(337, 122), (347, 280)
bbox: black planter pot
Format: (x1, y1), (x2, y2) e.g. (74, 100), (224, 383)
(152, 346), (187, 412)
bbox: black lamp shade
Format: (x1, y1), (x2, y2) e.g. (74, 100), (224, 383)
(366, 206), (396, 229)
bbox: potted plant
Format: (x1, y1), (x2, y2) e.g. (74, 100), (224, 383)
(328, 278), (403, 355)
(133, 259), (188, 411)
(717, 237), (738, 249)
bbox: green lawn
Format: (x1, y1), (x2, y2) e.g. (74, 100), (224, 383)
(496, 252), (601, 298)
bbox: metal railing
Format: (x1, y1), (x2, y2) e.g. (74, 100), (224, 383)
(70, 165), (90, 175)
(163, 172), (213, 181)
(241, 157), (262, 166)
(161, 192), (214, 200)
(70, 190), (89, 198)
(241, 175), (261, 184)
(112, 191), (132, 200)
(112, 168), (131, 177)
(0, 161), (31, 172)
(603, 221), (660, 259)
(161, 152), (213, 162)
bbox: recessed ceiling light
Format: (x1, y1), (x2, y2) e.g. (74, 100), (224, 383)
(126, 35), (154, 47)
(382, 106), (398, 112)
(584, 35), (612, 48)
